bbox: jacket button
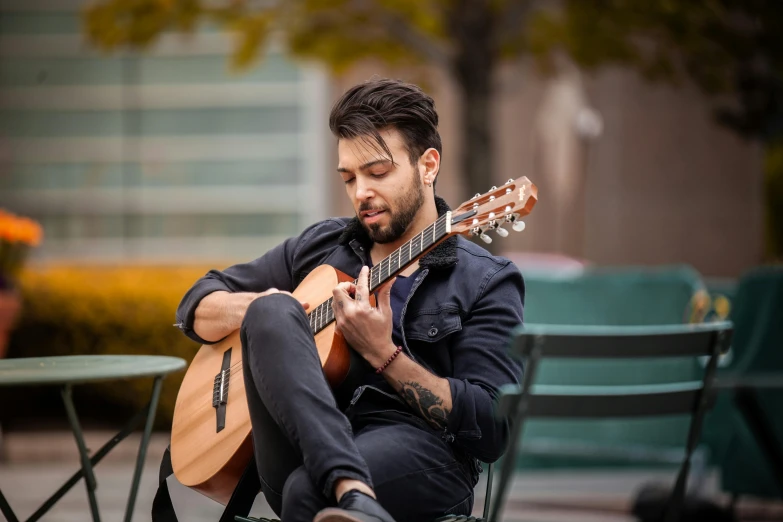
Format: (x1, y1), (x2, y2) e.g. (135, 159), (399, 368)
(428, 327), (438, 337)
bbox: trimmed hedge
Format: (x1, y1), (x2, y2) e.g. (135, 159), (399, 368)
(5, 265), (214, 428)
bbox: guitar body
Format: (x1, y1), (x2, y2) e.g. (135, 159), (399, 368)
(171, 265), (356, 504)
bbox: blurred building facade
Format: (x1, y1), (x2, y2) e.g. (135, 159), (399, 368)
(0, 0), (329, 263)
(0, 0), (766, 277)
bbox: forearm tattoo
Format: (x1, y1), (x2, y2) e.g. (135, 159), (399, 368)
(398, 380), (450, 429)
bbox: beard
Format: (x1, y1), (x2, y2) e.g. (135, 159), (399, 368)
(359, 172), (425, 244)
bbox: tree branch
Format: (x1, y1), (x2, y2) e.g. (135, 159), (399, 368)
(493, 0), (540, 52)
(352, 0), (452, 69)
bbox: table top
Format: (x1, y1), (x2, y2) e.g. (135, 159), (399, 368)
(0, 355), (186, 387)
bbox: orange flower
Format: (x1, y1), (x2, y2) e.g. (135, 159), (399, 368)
(0, 212), (17, 243)
(0, 210), (44, 246)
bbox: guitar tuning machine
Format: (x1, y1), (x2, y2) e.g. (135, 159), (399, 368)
(472, 226), (492, 244)
(506, 214), (526, 232)
(489, 220), (509, 237)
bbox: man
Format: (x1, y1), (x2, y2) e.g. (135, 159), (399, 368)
(175, 78), (525, 522)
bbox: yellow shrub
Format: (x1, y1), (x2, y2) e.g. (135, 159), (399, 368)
(7, 265), (217, 427)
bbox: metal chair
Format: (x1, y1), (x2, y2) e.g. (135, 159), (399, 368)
(488, 321), (733, 522)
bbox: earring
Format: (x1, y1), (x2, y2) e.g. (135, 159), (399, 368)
(424, 179), (431, 186)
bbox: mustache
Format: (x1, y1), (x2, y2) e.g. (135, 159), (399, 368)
(358, 203), (387, 213)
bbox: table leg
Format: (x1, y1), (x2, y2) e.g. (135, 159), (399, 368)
(734, 386), (783, 497)
(26, 407), (147, 522)
(61, 384), (101, 522)
(124, 376), (163, 522)
(0, 488), (20, 522)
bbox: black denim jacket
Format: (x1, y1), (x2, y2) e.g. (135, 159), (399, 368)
(175, 197), (525, 465)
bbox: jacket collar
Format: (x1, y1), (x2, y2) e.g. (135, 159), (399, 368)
(338, 195), (458, 269)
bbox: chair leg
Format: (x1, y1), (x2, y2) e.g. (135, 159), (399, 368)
(664, 333), (723, 522)
(482, 462), (494, 521)
(487, 455), (515, 522)
(0, 489), (19, 522)
(488, 399), (528, 522)
(489, 342), (541, 522)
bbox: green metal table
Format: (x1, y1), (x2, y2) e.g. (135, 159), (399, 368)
(0, 355), (186, 522)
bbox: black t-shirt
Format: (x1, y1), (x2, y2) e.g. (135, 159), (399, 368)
(390, 270), (420, 347)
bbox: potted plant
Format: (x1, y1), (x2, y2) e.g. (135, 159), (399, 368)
(0, 210), (43, 358)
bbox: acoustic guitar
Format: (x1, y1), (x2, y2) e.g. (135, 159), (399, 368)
(171, 176), (538, 503)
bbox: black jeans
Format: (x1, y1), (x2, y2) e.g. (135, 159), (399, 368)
(240, 293), (475, 522)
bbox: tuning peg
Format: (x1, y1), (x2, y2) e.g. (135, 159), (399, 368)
(489, 219), (509, 237)
(506, 179), (514, 184)
(479, 232), (492, 244)
(512, 220), (526, 232)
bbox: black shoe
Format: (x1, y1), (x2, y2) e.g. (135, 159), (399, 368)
(313, 490), (396, 522)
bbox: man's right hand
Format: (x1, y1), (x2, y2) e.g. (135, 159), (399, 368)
(193, 289), (309, 343)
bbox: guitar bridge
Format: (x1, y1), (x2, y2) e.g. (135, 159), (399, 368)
(212, 368), (230, 407)
(213, 348), (232, 433)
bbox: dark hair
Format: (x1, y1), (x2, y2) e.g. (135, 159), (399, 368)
(329, 78), (442, 170)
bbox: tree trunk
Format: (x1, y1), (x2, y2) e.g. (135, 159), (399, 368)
(456, 63), (494, 202)
(449, 0), (496, 203)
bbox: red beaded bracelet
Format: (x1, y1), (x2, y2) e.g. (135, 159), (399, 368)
(376, 346), (403, 374)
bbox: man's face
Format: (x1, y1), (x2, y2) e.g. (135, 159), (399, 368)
(337, 129), (425, 244)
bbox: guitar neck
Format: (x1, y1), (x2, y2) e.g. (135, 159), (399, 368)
(366, 212), (451, 292)
(309, 212), (452, 334)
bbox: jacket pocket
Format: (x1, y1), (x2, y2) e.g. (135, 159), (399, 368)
(405, 306), (462, 343)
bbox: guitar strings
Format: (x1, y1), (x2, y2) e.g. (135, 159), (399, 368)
(187, 216), (450, 414)
(308, 216), (448, 335)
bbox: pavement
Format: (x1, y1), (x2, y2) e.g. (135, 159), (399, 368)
(1, 430), (782, 522)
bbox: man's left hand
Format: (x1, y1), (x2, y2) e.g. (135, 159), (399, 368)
(332, 266), (397, 368)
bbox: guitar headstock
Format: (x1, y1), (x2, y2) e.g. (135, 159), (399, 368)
(450, 176), (538, 244)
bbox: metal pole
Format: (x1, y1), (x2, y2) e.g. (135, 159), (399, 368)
(61, 385), (101, 522)
(124, 376), (163, 522)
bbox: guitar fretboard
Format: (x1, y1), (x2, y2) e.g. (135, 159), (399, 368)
(308, 213), (450, 334)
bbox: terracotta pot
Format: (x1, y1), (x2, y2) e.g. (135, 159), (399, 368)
(0, 291), (20, 359)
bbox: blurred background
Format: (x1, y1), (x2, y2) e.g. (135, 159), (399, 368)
(1, 0), (782, 521)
